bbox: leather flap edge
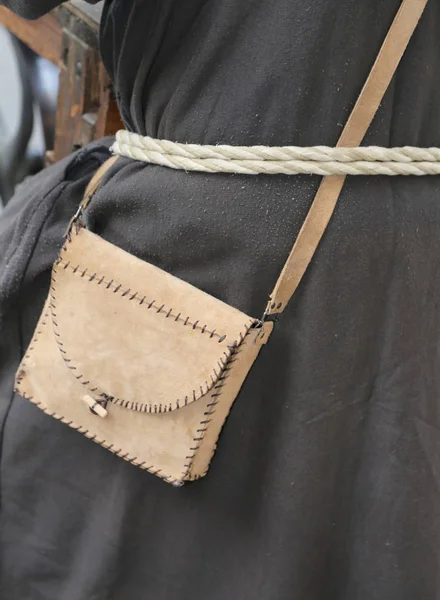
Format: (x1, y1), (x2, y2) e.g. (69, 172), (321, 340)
(49, 227), (256, 413)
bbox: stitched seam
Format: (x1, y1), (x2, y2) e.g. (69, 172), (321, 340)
(56, 242), (244, 343)
(17, 391), (184, 486)
(59, 257), (230, 339)
(50, 246), (254, 413)
(15, 311), (51, 387)
(14, 313), (184, 487)
(50, 262), (237, 412)
(59, 254), (227, 339)
(179, 339), (246, 482)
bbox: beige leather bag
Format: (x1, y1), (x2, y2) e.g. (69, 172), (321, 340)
(14, 0), (426, 486)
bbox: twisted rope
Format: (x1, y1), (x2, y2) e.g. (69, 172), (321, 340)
(111, 130), (440, 176)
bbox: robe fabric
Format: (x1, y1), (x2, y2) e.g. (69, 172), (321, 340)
(1, 1), (440, 598)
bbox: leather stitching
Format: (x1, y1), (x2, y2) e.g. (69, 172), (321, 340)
(56, 259), (234, 343)
(57, 257), (230, 341)
(180, 340), (246, 481)
(48, 245), (253, 413)
(15, 308), (242, 486)
(60, 231), (250, 343)
(15, 311), (186, 487)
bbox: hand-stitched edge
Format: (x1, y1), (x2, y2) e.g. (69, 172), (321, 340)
(179, 336), (247, 482)
(61, 228), (249, 343)
(14, 311), (186, 487)
(49, 239), (256, 413)
(55, 257), (248, 342)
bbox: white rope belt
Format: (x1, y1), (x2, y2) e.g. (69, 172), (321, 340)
(111, 130), (440, 176)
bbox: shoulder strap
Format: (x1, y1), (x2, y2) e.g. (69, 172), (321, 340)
(67, 155), (119, 234)
(265, 0), (428, 317)
(68, 0), (427, 315)
(81, 155), (120, 211)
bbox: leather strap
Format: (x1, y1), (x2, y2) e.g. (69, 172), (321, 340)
(266, 0), (428, 316)
(68, 0), (428, 320)
(66, 155), (119, 235)
(81, 155), (120, 211)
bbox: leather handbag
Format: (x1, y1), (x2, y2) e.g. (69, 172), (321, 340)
(14, 0), (427, 485)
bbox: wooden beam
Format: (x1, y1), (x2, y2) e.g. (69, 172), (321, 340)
(0, 7), (62, 66)
(0, 3), (124, 163)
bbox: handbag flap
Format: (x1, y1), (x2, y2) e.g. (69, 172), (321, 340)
(49, 227), (256, 413)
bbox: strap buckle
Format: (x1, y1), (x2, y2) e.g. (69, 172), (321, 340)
(260, 300), (282, 325)
(64, 156), (119, 239)
(64, 204), (84, 238)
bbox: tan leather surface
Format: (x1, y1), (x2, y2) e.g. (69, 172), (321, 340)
(15, 303), (271, 485)
(188, 322), (273, 480)
(267, 0), (428, 315)
(15, 215), (269, 485)
(51, 226), (255, 412)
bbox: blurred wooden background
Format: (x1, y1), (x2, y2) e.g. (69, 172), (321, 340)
(0, 0), (123, 164)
